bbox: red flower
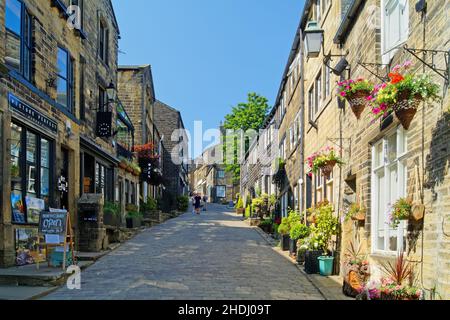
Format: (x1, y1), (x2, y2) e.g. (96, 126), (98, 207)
(389, 73), (404, 84)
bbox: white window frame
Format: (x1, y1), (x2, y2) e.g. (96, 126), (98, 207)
(315, 72), (322, 116)
(371, 126), (408, 255)
(381, 0), (409, 64)
(216, 185), (226, 199)
(309, 85), (315, 121)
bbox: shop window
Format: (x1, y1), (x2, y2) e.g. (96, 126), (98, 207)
(217, 170), (225, 179)
(382, 0), (409, 64)
(10, 122), (52, 225)
(372, 127), (408, 254)
(94, 161), (113, 202)
(5, 0), (33, 81)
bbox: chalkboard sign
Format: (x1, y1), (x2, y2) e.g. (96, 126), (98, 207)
(39, 212), (68, 236)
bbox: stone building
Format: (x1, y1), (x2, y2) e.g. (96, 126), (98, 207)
(153, 100), (189, 211)
(296, 0), (449, 298)
(118, 65), (163, 207)
(0, 0), (138, 266)
(191, 145), (235, 204)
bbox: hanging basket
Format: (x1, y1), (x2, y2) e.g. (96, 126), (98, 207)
(346, 90), (371, 120)
(351, 210), (366, 222)
(320, 160), (337, 178)
(393, 91), (423, 130)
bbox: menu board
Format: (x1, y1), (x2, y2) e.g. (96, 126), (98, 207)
(39, 211), (68, 236)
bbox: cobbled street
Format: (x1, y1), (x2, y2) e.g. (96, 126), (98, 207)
(44, 204), (324, 300)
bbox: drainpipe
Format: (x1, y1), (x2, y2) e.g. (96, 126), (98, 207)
(299, 28), (306, 220)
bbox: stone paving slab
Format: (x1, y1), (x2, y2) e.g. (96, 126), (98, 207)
(43, 204), (325, 300)
(0, 285), (58, 300)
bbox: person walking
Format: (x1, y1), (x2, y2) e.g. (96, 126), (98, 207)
(202, 195), (208, 211)
(194, 193), (202, 215)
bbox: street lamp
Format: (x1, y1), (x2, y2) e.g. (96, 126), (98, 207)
(304, 21), (324, 58)
(106, 82), (117, 102)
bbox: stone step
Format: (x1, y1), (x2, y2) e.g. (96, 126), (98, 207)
(0, 285), (59, 300)
(0, 261), (93, 287)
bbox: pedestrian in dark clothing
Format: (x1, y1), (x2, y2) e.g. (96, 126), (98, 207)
(194, 194), (202, 215)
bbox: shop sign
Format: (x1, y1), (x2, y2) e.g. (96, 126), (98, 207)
(58, 176), (68, 193)
(8, 93), (58, 134)
(39, 212), (68, 236)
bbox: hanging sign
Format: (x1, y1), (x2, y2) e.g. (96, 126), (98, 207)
(58, 176), (69, 193)
(8, 93), (58, 134)
(96, 111), (113, 137)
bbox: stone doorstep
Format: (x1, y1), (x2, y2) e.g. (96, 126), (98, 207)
(0, 261), (94, 287)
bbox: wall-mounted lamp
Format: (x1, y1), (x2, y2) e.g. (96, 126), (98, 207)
(304, 21), (324, 59)
(106, 82), (117, 102)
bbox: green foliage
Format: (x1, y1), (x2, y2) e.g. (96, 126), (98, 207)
(260, 219), (273, 227)
(307, 147), (345, 175)
(104, 201), (120, 216)
(252, 197), (264, 209)
(278, 210), (301, 236)
(309, 204), (339, 254)
(140, 197), (158, 213)
(337, 79), (374, 101)
(126, 210), (143, 219)
(177, 196), (190, 212)
(290, 223), (311, 241)
(278, 223), (289, 235)
(390, 198), (412, 229)
(245, 204), (251, 218)
(223, 93), (271, 182)
(236, 196), (244, 209)
(345, 203), (366, 221)
(223, 93), (271, 132)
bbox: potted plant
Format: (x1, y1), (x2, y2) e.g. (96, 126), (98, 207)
(307, 147), (345, 179)
(369, 60), (441, 130)
(132, 163), (141, 176)
(259, 218), (273, 234)
(252, 197), (264, 217)
(119, 158), (128, 170)
(126, 209), (143, 229)
(345, 203), (366, 222)
(312, 203), (339, 276)
(277, 222), (290, 251)
(245, 204), (251, 219)
(296, 239), (308, 265)
(342, 241), (370, 298)
(11, 163), (20, 178)
(378, 252), (422, 300)
(235, 196), (245, 215)
(389, 198), (412, 229)
(337, 78), (374, 119)
(290, 222), (310, 259)
(103, 201), (121, 227)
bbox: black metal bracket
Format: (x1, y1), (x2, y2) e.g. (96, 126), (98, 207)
(357, 61), (391, 82)
(324, 50), (350, 75)
(403, 45), (450, 86)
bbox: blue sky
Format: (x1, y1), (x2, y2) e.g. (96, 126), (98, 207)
(112, 0), (305, 158)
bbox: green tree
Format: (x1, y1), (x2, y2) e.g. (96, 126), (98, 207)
(223, 93), (270, 182)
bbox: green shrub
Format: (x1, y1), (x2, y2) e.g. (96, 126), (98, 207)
(126, 210), (143, 219)
(310, 203), (339, 254)
(104, 201), (120, 216)
(245, 205), (251, 218)
(260, 219), (273, 227)
(278, 222), (289, 235)
(177, 196), (189, 212)
(236, 196), (244, 209)
(140, 197), (158, 213)
(290, 223), (311, 240)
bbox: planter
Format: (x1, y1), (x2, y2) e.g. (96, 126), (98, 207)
(318, 256), (335, 276)
(297, 249), (306, 265)
(289, 238), (298, 257)
(393, 91), (423, 130)
(236, 208), (245, 215)
(126, 167), (134, 174)
(103, 213), (120, 227)
(304, 250), (322, 274)
(343, 271), (363, 297)
(133, 169), (141, 176)
(126, 217), (142, 229)
(281, 234), (290, 251)
(260, 224), (273, 234)
(320, 160), (337, 178)
(119, 162), (128, 170)
(347, 90), (371, 120)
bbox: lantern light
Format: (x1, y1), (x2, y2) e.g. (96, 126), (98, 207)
(304, 21), (324, 59)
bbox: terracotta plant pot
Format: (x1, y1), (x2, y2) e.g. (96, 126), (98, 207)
(320, 160), (337, 178)
(393, 91), (423, 130)
(347, 90), (371, 120)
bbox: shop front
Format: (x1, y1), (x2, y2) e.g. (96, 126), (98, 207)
(1, 93), (79, 267)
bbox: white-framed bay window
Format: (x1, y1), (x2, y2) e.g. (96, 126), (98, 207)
(381, 0), (409, 64)
(371, 126), (408, 254)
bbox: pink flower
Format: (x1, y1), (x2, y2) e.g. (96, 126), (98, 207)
(403, 60), (413, 69)
(340, 92), (347, 97)
(392, 65), (402, 73)
(366, 95), (373, 101)
(372, 108), (381, 115)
